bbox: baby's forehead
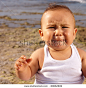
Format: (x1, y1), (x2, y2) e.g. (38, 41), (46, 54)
(43, 8), (72, 17)
(42, 9), (74, 22)
(41, 9), (75, 28)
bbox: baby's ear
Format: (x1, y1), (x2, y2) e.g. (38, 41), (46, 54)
(73, 28), (77, 39)
(39, 29), (44, 40)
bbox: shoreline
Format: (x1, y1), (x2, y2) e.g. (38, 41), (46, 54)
(0, 11), (86, 28)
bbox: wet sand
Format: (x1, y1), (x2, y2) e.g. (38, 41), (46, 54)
(0, 25), (43, 84)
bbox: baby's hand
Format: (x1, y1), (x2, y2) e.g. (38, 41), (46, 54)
(15, 55), (31, 72)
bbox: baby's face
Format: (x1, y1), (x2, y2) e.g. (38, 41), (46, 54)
(40, 9), (77, 50)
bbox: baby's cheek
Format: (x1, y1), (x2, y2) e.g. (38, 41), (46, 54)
(64, 31), (71, 37)
(46, 32), (50, 36)
(64, 32), (71, 41)
(64, 32), (74, 45)
(44, 32), (52, 40)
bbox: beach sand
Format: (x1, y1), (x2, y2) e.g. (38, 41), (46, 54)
(0, 24), (86, 84)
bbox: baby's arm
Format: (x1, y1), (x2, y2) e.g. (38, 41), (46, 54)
(82, 51), (86, 78)
(15, 49), (40, 81)
(78, 48), (86, 78)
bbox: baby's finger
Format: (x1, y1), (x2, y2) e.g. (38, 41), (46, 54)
(14, 64), (19, 70)
(20, 55), (26, 60)
(18, 58), (27, 64)
(14, 64), (17, 69)
(15, 60), (21, 66)
(18, 63), (26, 71)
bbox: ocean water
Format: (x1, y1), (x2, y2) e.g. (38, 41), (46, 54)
(0, 0), (86, 28)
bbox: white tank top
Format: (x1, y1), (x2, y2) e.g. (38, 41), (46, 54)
(34, 44), (84, 84)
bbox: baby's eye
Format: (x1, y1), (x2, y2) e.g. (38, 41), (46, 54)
(62, 26), (68, 28)
(48, 27), (56, 29)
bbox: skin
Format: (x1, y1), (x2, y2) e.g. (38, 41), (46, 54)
(14, 9), (86, 81)
(39, 9), (77, 60)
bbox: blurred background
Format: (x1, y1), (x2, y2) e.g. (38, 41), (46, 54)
(0, 0), (86, 28)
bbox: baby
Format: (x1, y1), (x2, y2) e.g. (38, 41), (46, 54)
(15, 4), (86, 84)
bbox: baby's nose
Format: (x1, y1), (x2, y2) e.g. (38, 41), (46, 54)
(55, 28), (63, 36)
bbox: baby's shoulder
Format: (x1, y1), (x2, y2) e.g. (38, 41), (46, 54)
(30, 47), (44, 70)
(30, 47), (44, 60)
(77, 48), (86, 61)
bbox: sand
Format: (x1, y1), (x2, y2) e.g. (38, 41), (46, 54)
(0, 25), (86, 84)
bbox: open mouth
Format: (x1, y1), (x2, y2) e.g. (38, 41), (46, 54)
(46, 39), (67, 46)
(51, 39), (65, 42)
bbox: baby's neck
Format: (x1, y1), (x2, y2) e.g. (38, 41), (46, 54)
(48, 46), (72, 60)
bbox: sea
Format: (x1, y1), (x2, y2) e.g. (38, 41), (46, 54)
(0, 0), (86, 28)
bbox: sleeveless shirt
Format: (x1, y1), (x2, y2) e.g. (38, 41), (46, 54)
(34, 44), (84, 84)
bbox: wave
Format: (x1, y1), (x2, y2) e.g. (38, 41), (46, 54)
(67, 0), (86, 3)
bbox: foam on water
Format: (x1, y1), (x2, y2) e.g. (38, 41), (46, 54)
(67, 0), (86, 3)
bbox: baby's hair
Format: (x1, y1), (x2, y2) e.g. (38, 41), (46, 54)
(41, 4), (75, 28)
(45, 3), (73, 14)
